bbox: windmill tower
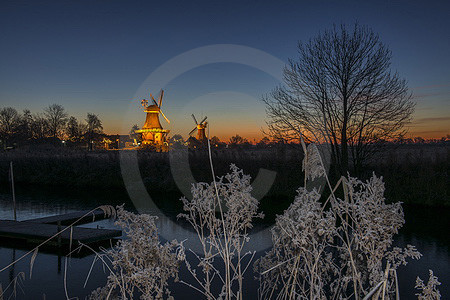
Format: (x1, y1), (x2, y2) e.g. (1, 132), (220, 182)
(136, 90), (170, 151)
(189, 114), (208, 142)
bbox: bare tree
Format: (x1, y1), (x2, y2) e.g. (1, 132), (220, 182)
(31, 113), (50, 140)
(18, 109), (34, 140)
(263, 23), (415, 175)
(44, 104), (68, 139)
(0, 107), (20, 146)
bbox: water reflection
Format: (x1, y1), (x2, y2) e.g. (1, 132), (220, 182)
(0, 186), (448, 299)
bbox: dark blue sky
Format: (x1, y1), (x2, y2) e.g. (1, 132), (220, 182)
(1, 0), (449, 139)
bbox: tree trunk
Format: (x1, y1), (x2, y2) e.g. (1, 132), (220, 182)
(341, 95), (349, 175)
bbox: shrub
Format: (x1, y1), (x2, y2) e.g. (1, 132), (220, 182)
(88, 206), (180, 300)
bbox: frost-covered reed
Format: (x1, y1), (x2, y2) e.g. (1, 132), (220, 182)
(0, 138), (443, 300)
(177, 164), (263, 300)
(88, 206), (180, 300)
(254, 139), (427, 299)
(86, 138), (442, 299)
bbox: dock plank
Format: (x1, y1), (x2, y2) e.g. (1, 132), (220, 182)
(27, 210), (109, 225)
(0, 220), (121, 245)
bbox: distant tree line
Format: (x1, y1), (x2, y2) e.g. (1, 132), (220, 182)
(168, 133), (302, 151)
(171, 132), (448, 152)
(0, 104), (103, 149)
(395, 135), (450, 144)
(2, 103), (445, 151)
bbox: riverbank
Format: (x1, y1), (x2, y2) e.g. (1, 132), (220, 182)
(0, 144), (448, 207)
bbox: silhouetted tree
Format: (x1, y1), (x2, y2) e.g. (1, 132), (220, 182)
(44, 104), (68, 139)
(66, 116), (85, 142)
(85, 113), (103, 150)
(0, 107), (20, 147)
(209, 136), (226, 149)
(129, 124), (141, 144)
(210, 136), (220, 146)
(229, 134), (250, 148)
(257, 137), (271, 147)
(413, 137), (425, 144)
(130, 124), (139, 135)
(264, 23), (415, 175)
(31, 113), (49, 140)
(209, 136), (221, 148)
(17, 109), (34, 141)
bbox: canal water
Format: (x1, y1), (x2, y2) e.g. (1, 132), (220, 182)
(0, 185), (448, 299)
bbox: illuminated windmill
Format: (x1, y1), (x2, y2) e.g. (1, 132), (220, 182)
(189, 114), (208, 142)
(135, 90), (170, 151)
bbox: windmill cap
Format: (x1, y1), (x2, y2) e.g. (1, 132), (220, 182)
(144, 104), (161, 112)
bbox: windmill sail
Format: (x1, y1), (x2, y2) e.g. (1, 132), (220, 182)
(160, 110), (170, 124)
(149, 94), (158, 106)
(189, 127), (197, 136)
(192, 114), (198, 125)
(158, 90), (164, 107)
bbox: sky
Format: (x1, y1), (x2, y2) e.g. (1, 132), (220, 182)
(0, 0), (449, 140)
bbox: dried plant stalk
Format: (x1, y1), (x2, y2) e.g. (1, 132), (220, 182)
(178, 164), (263, 300)
(255, 139), (425, 300)
(88, 206), (180, 300)
(415, 270), (441, 300)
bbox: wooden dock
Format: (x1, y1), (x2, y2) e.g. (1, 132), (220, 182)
(0, 210), (121, 247)
(0, 220), (121, 245)
(27, 210), (108, 226)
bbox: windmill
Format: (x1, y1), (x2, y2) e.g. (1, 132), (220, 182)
(189, 114), (208, 142)
(135, 89), (170, 151)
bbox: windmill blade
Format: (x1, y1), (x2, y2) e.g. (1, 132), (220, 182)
(199, 116), (207, 124)
(191, 114), (198, 124)
(160, 110), (170, 124)
(188, 127), (197, 136)
(141, 99), (148, 107)
(149, 93), (158, 106)
(158, 89), (164, 107)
